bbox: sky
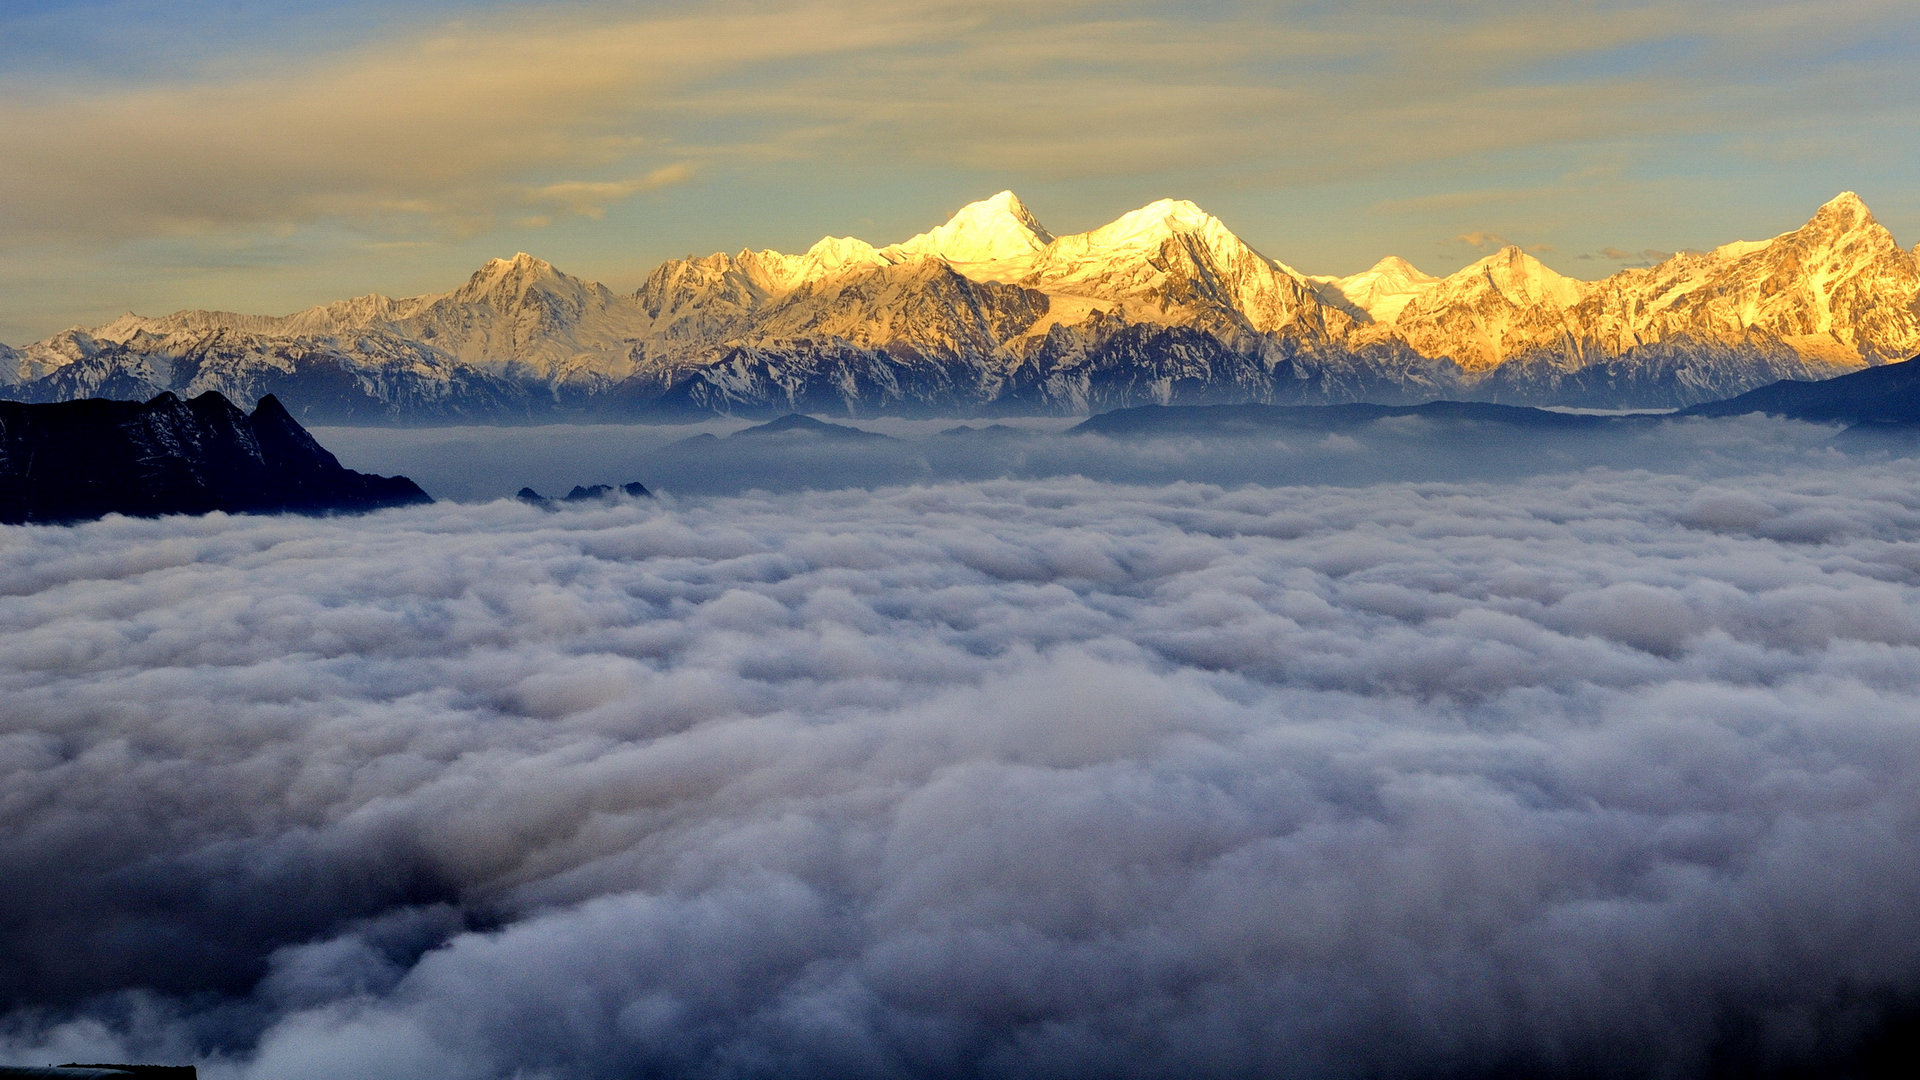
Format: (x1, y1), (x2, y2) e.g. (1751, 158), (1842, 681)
(1, 0), (1918, 342)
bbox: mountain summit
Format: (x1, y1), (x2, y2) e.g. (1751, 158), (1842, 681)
(1319, 256), (1440, 322)
(4, 191), (1912, 417)
(1455, 246), (1584, 308)
(888, 191), (1056, 264)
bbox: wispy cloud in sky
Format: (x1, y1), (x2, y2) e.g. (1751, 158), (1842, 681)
(0, 2), (938, 239)
(0, 0), (1915, 339)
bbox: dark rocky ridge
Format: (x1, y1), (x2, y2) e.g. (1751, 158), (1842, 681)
(516, 481), (652, 508)
(1681, 354), (1920, 424)
(0, 392), (430, 524)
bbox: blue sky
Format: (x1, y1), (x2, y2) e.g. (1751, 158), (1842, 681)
(2, 0), (1917, 342)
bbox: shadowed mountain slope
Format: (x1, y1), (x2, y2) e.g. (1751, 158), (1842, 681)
(1681, 356), (1920, 424)
(0, 392), (430, 523)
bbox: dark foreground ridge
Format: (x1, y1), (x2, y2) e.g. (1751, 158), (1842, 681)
(1681, 354), (1920, 425)
(0, 391), (430, 524)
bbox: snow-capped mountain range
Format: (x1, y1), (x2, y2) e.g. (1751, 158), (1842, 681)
(5, 190), (1916, 420)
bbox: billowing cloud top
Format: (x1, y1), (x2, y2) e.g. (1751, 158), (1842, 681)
(3, 419), (1920, 1077)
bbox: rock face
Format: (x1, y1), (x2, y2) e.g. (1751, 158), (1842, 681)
(5, 192), (1916, 417)
(0, 392), (430, 524)
(516, 481), (652, 508)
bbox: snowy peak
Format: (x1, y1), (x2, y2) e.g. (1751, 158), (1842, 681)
(1678, 192), (1885, 272)
(395, 252), (654, 381)
(1451, 246), (1585, 308)
(804, 235), (883, 267)
(495, 251), (552, 271)
(469, 252), (558, 285)
(782, 236), (888, 286)
(454, 252), (588, 306)
(888, 191), (1056, 264)
(1383, 248), (1590, 372)
(1114, 197), (1214, 232)
(1811, 190), (1872, 230)
(1325, 256), (1442, 323)
(1784, 190), (1898, 255)
(652, 233), (883, 301)
(746, 256), (1050, 360)
(1015, 197), (1340, 338)
(1690, 190), (1920, 359)
(1366, 255), (1434, 280)
(1081, 198), (1233, 253)
(1035, 197), (1273, 279)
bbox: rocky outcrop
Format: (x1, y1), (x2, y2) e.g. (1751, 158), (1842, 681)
(516, 481), (652, 508)
(0, 392), (429, 524)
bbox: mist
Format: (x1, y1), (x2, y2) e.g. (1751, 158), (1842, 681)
(311, 411), (1849, 502)
(4, 416), (1920, 1078)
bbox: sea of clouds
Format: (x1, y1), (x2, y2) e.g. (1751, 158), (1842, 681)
(3, 418), (1920, 1078)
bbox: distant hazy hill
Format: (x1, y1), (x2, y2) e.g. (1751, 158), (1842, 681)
(4, 192), (1915, 419)
(1682, 356), (1920, 425)
(1074, 400), (1623, 435)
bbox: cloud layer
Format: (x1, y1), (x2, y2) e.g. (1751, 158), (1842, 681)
(4, 434), (1920, 1077)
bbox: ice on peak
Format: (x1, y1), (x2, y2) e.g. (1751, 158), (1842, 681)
(1140, 197), (1212, 222)
(1802, 190), (1880, 237)
(1695, 194), (1883, 272)
(468, 253), (564, 290)
(1453, 246), (1585, 307)
(487, 252), (553, 271)
(1056, 197), (1264, 269)
(889, 191), (1055, 265)
(805, 235), (882, 265)
(968, 189), (1045, 229)
(1327, 255), (1443, 323)
(1465, 245), (1559, 276)
(1711, 238), (1772, 261)
(1361, 255), (1436, 282)
(774, 236), (888, 286)
(97, 313), (154, 337)
(1098, 198), (1221, 242)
